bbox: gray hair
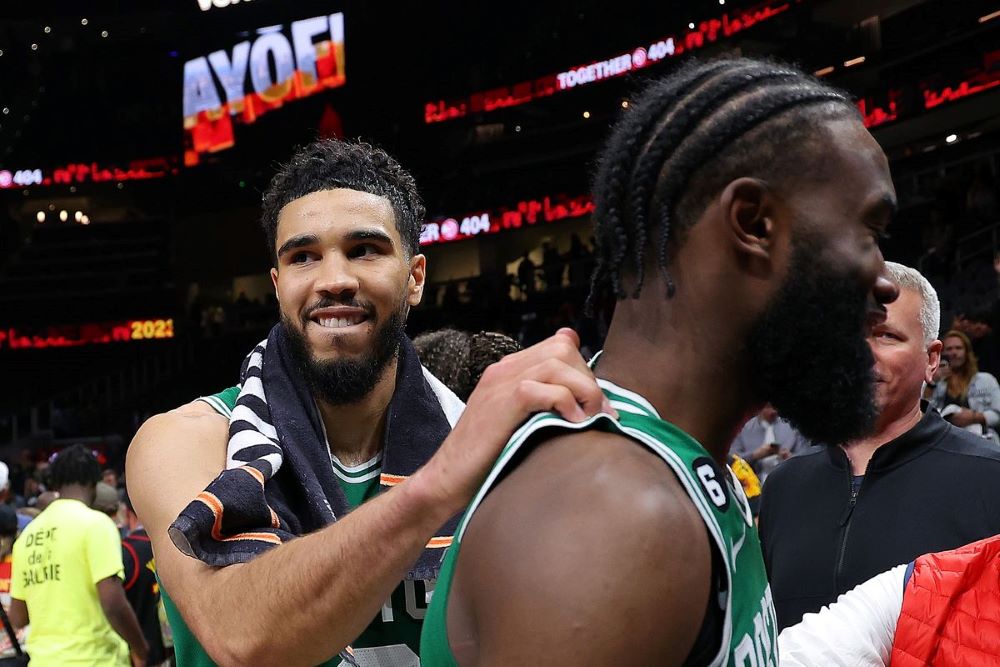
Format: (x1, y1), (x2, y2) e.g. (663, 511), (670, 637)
(884, 261), (940, 346)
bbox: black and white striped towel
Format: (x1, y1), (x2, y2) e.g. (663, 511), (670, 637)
(168, 323), (465, 581)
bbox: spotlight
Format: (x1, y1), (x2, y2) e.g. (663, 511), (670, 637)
(101, 30), (109, 38)
(582, 110), (591, 119)
(59, 210), (68, 222)
(514, 125), (522, 132)
(719, 0), (725, 4)
(81, 18), (88, 26)
(844, 56), (865, 67)
(30, 44), (38, 51)
(688, 22), (695, 29)
(81, 215), (90, 225)
(946, 134), (958, 144)
(1, 108), (7, 115)
(47, 203), (55, 211)
(36, 211), (45, 223)
(74, 211), (83, 222)
(43, 26), (51, 34)
(117, 182), (123, 189)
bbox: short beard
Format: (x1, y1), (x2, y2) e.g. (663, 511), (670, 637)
(746, 235), (878, 445)
(282, 308), (404, 406)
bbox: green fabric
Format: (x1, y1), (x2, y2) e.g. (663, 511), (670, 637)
(420, 379), (779, 666)
(166, 387), (424, 666)
(331, 455), (382, 509)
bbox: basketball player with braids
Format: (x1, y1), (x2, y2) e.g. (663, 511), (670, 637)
(420, 57), (901, 665)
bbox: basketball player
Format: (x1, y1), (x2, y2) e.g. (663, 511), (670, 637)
(420, 57), (900, 665)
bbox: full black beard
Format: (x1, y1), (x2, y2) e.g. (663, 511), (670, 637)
(282, 308), (405, 406)
(746, 236), (878, 445)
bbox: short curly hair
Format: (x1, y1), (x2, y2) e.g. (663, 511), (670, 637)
(260, 139), (425, 262)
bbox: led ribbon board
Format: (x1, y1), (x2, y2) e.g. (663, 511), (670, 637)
(0, 319), (175, 350)
(182, 13), (346, 165)
(420, 193), (594, 246)
(423, 0), (792, 124)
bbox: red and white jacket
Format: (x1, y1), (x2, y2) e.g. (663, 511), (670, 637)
(779, 534), (1000, 666)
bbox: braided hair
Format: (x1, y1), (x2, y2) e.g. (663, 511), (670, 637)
(588, 57), (860, 310)
(413, 328), (521, 401)
(48, 444), (101, 491)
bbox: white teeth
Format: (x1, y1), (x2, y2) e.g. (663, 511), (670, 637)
(317, 316), (362, 329)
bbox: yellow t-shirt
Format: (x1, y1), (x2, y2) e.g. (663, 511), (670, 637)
(10, 498), (129, 666)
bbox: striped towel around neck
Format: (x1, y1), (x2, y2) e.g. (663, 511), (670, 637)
(168, 324), (465, 580)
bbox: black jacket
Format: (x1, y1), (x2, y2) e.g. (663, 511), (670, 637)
(123, 529), (166, 665)
(759, 404), (1000, 630)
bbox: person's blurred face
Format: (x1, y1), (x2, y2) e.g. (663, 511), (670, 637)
(759, 405), (778, 422)
(942, 336), (968, 371)
(868, 287), (941, 414)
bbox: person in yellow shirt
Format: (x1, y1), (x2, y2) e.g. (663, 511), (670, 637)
(9, 445), (148, 666)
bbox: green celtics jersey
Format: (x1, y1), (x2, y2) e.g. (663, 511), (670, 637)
(159, 387), (426, 667)
(420, 378), (778, 667)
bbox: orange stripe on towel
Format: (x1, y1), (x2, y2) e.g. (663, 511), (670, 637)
(380, 473), (407, 486)
(195, 491), (283, 545)
(239, 465), (266, 485)
(426, 536), (453, 548)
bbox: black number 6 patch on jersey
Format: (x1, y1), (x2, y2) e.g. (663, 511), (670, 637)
(692, 456), (730, 512)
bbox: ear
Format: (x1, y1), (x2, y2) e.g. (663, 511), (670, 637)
(407, 254), (426, 307)
(925, 339), (943, 384)
(719, 178), (780, 263)
(270, 267), (279, 296)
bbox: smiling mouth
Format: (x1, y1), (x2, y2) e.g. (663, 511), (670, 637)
(313, 314), (367, 329)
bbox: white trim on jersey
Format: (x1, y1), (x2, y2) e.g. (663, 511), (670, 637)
(597, 378), (662, 418)
(196, 394), (232, 418)
(330, 467), (383, 484)
(330, 452), (383, 473)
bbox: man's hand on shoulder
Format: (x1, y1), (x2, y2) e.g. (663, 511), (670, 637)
(412, 328), (613, 516)
(449, 429), (711, 666)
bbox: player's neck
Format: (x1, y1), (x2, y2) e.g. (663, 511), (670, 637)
(599, 301), (756, 464)
(316, 357), (398, 466)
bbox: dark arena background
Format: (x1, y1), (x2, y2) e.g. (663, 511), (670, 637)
(1, 0), (999, 477)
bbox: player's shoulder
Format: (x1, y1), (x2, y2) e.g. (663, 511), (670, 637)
(460, 427), (712, 635)
(504, 428), (706, 540)
(127, 401), (228, 491)
(132, 400), (227, 447)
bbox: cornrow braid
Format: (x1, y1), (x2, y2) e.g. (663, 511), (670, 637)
(628, 63), (802, 297)
(588, 57), (858, 312)
(590, 59), (735, 306)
